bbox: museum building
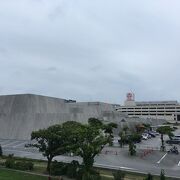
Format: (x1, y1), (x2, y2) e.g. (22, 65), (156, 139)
(117, 93), (180, 122)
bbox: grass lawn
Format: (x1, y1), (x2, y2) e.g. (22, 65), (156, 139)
(99, 169), (173, 180)
(0, 156), (176, 180)
(0, 168), (56, 180)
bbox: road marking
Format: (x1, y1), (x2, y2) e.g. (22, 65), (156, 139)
(95, 163), (136, 170)
(0, 140), (12, 145)
(13, 141), (27, 148)
(120, 166), (136, 170)
(4, 149), (33, 154)
(2, 141), (20, 147)
(157, 153), (167, 164)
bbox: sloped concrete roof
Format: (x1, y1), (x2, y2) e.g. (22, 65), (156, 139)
(0, 94), (166, 140)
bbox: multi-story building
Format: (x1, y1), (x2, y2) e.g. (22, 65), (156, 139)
(117, 93), (180, 123)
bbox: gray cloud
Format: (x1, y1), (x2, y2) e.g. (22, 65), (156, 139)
(0, 0), (180, 104)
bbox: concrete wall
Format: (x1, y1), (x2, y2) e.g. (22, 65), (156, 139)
(0, 94), (166, 140)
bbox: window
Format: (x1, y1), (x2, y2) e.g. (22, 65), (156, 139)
(165, 107), (175, 109)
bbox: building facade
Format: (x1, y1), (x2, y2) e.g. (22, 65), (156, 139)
(117, 93), (180, 123)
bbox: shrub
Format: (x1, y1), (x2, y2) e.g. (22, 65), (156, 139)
(129, 142), (136, 156)
(66, 160), (79, 178)
(50, 161), (67, 176)
(0, 145), (2, 156)
(5, 158), (15, 168)
(160, 169), (165, 180)
(14, 161), (34, 171)
(144, 173), (153, 180)
(5, 155), (33, 171)
(113, 170), (125, 180)
(77, 168), (101, 180)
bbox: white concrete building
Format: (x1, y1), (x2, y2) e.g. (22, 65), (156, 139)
(117, 93), (180, 123)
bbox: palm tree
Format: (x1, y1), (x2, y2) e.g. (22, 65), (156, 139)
(156, 126), (174, 151)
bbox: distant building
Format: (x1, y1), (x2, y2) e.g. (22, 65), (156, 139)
(117, 93), (180, 123)
(0, 94), (166, 140)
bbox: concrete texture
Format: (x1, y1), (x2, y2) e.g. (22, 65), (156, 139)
(0, 94), (166, 140)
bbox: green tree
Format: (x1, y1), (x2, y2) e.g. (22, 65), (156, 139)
(113, 170), (125, 180)
(104, 122), (118, 146)
(122, 125), (129, 134)
(62, 121), (84, 153)
(156, 126), (174, 151)
(76, 125), (108, 171)
(119, 131), (126, 148)
(27, 124), (68, 174)
(119, 132), (141, 148)
(128, 137), (136, 156)
(160, 169), (165, 180)
(118, 126), (129, 148)
(143, 123), (151, 131)
(130, 133), (142, 143)
(88, 118), (103, 129)
(65, 120), (109, 177)
(104, 122), (118, 135)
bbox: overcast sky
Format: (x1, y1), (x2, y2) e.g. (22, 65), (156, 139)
(0, 0), (180, 104)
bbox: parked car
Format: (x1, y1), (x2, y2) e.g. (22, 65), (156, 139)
(148, 131), (156, 138)
(173, 135), (180, 139)
(113, 137), (120, 145)
(151, 130), (160, 136)
(173, 126), (178, 130)
(143, 130), (156, 138)
(166, 139), (180, 145)
(142, 133), (149, 140)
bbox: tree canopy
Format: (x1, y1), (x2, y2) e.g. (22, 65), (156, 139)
(64, 119), (109, 171)
(27, 124), (69, 173)
(27, 118), (115, 178)
(88, 118), (103, 129)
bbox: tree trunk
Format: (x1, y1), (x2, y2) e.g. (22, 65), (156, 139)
(161, 134), (164, 147)
(47, 156), (53, 174)
(161, 134), (165, 151)
(83, 156), (94, 171)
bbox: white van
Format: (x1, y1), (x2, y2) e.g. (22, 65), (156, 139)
(175, 135), (180, 138)
(172, 135), (180, 140)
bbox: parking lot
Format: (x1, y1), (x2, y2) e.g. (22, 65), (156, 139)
(1, 129), (180, 178)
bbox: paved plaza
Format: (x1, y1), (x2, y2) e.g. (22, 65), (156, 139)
(1, 130), (180, 178)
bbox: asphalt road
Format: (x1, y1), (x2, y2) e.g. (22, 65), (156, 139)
(1, 130), (180, 178)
